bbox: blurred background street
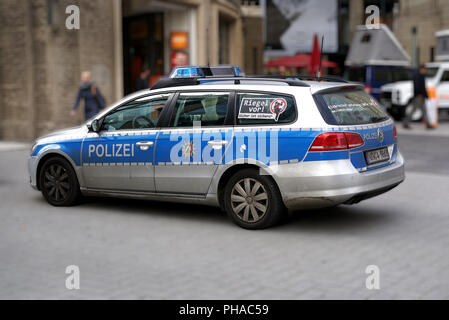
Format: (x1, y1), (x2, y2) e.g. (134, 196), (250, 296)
(3, 0), (449, 140)
(1, 0), (449, 299)
(0, 124), (448, 299)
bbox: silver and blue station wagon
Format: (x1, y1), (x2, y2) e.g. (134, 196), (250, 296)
(29, 76), (405, 229)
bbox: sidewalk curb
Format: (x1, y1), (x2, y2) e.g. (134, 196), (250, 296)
(396, 123), (449, 137)
(0, 142), (31, 152)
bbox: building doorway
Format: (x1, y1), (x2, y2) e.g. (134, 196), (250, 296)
(123, 13), (164, 95)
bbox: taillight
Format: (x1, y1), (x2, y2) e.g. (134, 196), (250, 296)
(309, 132), (364, 152)
(364, 85), (372, 94)
(393, 125), (397, 139)
(345, 132), (364, 148)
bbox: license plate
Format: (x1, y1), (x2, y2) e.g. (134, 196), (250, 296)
(364, 147), (390, 165)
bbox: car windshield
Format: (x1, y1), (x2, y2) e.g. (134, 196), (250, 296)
(425, 67), (439, 78)
(316, 89), (390, 125)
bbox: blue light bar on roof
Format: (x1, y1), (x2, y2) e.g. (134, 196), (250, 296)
(169, 65), (245, 78)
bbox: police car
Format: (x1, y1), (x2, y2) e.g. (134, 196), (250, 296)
(29, 74), (405, 229)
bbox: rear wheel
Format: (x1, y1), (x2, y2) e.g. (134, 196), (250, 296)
(224, 169), (285, 229)
(39, 156), (81, 206)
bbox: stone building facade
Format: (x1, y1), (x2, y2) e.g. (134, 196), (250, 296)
(348, 0), (449, 66)
(241, 2), (263, 75)
(392, 0), (449, 65)
(1, 0), (121, 141)
(0, 0), (259, 141)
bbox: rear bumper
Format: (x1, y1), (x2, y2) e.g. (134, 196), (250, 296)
(273, 152), (405, 210)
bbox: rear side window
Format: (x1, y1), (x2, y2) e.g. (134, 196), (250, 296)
(315, 89), (389, 125)
(236, 93), (296, 125)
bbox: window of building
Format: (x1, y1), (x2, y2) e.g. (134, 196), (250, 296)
(123, 13), (164, 95)
(219, 17), (231, 64)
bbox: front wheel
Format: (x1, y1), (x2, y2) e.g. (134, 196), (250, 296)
(39, 156), (81, 206)
(224, 169), (285, 229)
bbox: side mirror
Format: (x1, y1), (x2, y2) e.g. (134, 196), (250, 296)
(88, 119), (101, 133)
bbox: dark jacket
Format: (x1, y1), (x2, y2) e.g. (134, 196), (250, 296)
(413, 72), (428, 98)
(72, 81), (105, 120)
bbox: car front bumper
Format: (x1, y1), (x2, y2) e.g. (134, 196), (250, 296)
(272, 152), (405, 210)
(28, 156), (39, 190)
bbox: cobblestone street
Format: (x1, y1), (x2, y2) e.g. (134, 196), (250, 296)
(1, 127), (449, 299)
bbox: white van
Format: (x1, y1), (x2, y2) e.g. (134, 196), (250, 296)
(380, 29), (449, 120)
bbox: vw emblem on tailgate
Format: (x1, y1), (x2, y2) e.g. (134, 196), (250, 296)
(377, 128), (384, 143)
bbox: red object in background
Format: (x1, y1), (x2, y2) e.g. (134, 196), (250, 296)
(149, 75), (162, 87)
(308, 34), (321, 75)
(131, 56), (143, 89)
(364, 85), (372, 94)
(171, 51), (188, 68)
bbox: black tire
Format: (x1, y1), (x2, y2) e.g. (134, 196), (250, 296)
(223, 168), (285, 229)
(39, 156), (81, 206)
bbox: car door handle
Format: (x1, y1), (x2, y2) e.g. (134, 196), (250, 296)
(136, 141), (154, 151)
(207, 140), (228, 149)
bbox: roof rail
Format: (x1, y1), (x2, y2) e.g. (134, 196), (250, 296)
(151, 76), (310, 90)
(248, 74), (349, 83)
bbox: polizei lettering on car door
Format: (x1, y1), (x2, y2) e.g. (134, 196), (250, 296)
(88, 144), (135, 158)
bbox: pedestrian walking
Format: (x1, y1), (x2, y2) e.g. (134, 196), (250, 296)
(403, 65), (429, 129)
(135, 67), (151, 91)
(70, 71), (105, 121)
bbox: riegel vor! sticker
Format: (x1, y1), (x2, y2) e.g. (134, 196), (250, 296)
(238, 97), (288, 121)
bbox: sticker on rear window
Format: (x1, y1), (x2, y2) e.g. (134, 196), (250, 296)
(238, 97), (287, 121)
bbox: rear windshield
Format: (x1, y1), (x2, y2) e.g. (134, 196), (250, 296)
(315, 89), (390, 125)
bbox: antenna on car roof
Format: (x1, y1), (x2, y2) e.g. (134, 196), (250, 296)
(317, 35), (324, 79)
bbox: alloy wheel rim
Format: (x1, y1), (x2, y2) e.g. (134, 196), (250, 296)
(43, 164), (70, 202)
(231, 178), (268, 223)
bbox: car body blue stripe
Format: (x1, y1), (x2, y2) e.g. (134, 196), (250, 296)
(34, 122), (396, 169)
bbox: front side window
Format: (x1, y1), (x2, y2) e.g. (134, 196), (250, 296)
(236, 93), (296, 125)
(101, 94), (170, 131)
(441, 71), (449, 82)
(171, 92), (229, 127)
(316, 89), (389, 125)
